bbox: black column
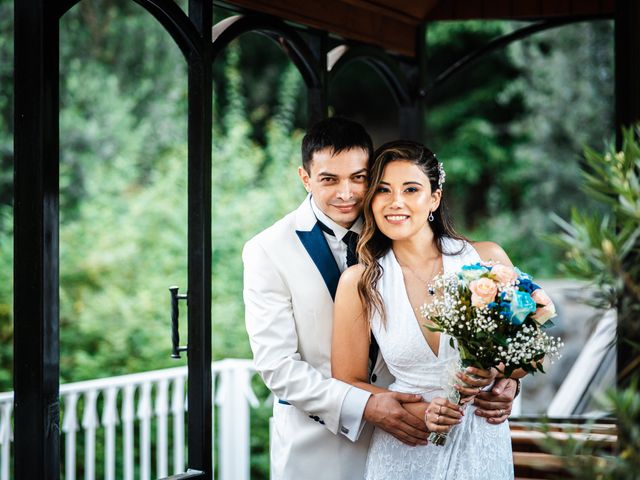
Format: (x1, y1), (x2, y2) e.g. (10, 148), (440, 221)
(307, 31), (328, 126)
(615, 0), (640, 147)
(399, 24), (426, 141)
(614, 0), (640, 380)
(13, 1), (60, 479)
(398, 101), (421, 140)
(187, 1), (213, 478)
(614, 0), (640, 458)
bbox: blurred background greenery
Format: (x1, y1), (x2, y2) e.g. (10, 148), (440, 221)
(0, 0), (615, 477)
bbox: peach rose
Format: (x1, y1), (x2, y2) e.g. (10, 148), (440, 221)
(491, 264), (518, 284)
(471, 293), (486, 308)
(531, 289), (557, 325)
(469, 278), (498, 307)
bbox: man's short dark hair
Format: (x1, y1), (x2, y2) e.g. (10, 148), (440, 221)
(301, 117), (373, 173)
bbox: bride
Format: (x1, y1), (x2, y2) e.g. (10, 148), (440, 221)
(332, 141), (518, 479)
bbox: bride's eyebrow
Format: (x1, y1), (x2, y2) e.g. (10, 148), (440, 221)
(403, 181), (423, 186)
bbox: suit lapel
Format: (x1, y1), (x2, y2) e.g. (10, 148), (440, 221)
(294, 197), (380, 379)
(296, 223), (341, 300)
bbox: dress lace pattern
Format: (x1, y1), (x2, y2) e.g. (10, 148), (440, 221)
(364, 238), (514, 480)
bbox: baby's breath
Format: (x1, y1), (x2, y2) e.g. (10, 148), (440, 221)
(422, 271), (563, 377)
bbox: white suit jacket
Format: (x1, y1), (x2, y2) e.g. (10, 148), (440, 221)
(243, 196), (392, 480)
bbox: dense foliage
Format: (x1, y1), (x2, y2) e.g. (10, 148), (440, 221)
(0, 1), (615, 477)
(547, 126), (640, 479)
(426, 20), (613, 275)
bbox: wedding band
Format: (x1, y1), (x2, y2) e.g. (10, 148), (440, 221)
(498, 409), (504, 416)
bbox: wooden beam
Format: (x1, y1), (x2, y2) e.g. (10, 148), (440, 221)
(338, 0), (422, 23)
(427, 0), (615, 20)
(360, 0), (438, 21)
(219, 0), (419, 56)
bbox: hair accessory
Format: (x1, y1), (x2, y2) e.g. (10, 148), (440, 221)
(437, 161), (446, 190)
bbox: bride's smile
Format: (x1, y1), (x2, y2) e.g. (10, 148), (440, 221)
(384, 214), (409, 223)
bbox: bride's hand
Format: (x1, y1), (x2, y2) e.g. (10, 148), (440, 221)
(424, 397), (463, 434)
(455, 367), (497, 399)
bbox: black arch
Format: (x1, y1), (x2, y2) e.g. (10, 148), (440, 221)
(211, 14), (321, 89)
(423, 16), (613, 99)
(327, 45), (413, 107)
(57, 0), (203, 60)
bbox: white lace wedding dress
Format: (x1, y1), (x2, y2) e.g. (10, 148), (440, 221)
(365, 238), (514, 480)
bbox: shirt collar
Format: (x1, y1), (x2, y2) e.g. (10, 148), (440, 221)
(310, 196), (363, 240)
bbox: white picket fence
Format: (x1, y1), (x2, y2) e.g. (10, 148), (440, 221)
(0, 359), (263, 480)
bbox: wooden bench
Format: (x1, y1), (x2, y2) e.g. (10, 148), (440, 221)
(510, 418), (617, 479)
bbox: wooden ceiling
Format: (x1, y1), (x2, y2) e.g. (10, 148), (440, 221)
(219, 0), (615, 57)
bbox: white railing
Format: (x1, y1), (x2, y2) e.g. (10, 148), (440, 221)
(0, 358), (262, 480)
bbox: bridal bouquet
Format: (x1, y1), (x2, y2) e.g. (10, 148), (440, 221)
(421, 262), (563, 445)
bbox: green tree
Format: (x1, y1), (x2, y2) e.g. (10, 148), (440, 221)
(426, 21), (524, 229)
(424, 21), (613, 276)
(0, 1), (12, 208)
(0, 0), (13, 390)
(501, 20), (614, 275)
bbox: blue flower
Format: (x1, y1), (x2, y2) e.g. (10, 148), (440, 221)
(462, 263), (486, 271)
(488, 300), (512, 318)
(518, 278), (540, 294)
(508, 291), (537, 325)
(460, 263), (490, 282)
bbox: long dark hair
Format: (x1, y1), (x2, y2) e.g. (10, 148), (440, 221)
(357, 140), (466, 326)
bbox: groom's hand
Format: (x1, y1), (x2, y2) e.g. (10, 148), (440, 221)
(363, 392), (429, 446)
(473, 377), (517, 424)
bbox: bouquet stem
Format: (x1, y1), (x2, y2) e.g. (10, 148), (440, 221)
(428, 430), (449, 446)
(428, 360), (474, 447)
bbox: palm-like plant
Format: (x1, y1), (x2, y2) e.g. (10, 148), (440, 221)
(549, 125), (640, 479)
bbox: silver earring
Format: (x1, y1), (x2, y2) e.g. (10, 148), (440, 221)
(428, 211), (434, 222)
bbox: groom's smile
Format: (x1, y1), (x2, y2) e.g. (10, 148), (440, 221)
(332, 202), (358, 214)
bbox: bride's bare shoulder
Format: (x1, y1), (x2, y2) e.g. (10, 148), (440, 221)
(471, 241), (513, 266)
(338, 264), (366, 288)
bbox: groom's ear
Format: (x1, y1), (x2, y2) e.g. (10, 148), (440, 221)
(298, 166), (312, 193)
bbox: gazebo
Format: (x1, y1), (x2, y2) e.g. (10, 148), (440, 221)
(13, 0), (638, 478)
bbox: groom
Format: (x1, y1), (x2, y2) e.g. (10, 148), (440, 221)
(243, 117), (517, 480)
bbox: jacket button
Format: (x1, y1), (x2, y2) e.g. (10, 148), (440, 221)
(371, 374), (377, 383)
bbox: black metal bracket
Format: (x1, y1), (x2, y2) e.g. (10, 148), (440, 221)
(169, 286), (189, 359)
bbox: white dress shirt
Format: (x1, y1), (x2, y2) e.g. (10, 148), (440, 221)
(310, 197), (370, 441)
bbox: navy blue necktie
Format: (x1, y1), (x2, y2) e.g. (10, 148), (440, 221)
(343, 230), (359, 267)
(316, 219), (377, 379)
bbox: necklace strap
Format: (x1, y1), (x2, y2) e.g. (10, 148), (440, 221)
(398, 257), (443, 287)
